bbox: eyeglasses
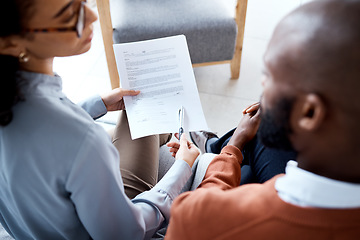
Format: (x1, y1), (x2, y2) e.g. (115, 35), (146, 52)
(26, 1), (86, 38)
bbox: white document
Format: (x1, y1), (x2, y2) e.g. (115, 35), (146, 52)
(113, 35), (208, 139)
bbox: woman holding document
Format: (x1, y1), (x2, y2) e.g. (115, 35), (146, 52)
(0, 0), (198, 239)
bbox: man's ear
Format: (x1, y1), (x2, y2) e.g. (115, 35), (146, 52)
(296, 93), (326, 131)
(0, 37), (23, 58)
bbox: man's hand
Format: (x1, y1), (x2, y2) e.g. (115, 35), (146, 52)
(101, 88), (140, 112)
(242, 102), (260, 115)
(228, 102), (261, 151)
(167, 134), (200, 167)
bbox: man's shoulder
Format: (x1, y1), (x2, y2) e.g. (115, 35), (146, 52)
(168, 176), (284, 239)
(174, 175), (283, 212)
(207, 175), (283, 213)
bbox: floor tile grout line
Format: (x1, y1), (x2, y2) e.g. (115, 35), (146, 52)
(199, 91), (259, 102)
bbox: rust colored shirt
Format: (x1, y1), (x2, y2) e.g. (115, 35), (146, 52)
(165, 145), (360, 240)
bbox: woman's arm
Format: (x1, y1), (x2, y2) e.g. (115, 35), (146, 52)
(78, 88), (139, 120)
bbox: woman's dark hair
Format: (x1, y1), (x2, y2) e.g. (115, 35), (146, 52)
(0, 0), (33, 126)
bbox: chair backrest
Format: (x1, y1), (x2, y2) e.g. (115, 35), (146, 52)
(96, 0), (119, 89)
(96, 0), (248, 89)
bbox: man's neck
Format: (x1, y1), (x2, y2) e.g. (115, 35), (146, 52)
(297, 154), (360, 184)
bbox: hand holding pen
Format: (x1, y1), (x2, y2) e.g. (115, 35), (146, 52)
(166, 106), (200, 167)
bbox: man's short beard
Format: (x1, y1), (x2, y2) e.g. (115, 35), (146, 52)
(258, 96), (296, 152)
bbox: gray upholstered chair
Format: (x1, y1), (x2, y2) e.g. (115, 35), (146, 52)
(96, 0), (248, 89)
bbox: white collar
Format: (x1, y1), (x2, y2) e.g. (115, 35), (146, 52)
(275, 160), (360, 208)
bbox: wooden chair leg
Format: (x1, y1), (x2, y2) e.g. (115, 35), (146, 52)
(96, 0), (120, 89)
(230, 0), (248, 80)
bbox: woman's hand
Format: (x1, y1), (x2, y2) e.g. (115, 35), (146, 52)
(101, 88), (140, 112)
(166, 133), (200, 167)
(228, 102), (261, 151)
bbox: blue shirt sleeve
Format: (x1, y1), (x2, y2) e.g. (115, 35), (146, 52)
(132, 160), (191, 239)
(78, 95), (107, 120)
(65, 123), (191, 239)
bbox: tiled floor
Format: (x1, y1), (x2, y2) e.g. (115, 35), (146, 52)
(54, 0), (310, 136)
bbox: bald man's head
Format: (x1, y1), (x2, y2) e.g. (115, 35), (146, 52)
(267, 0), (360, 95)
(259, 0), (360, 181)
(263, 0), (360, 139)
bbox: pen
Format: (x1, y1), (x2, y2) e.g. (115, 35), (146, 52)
(178, 106), (184, 140)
